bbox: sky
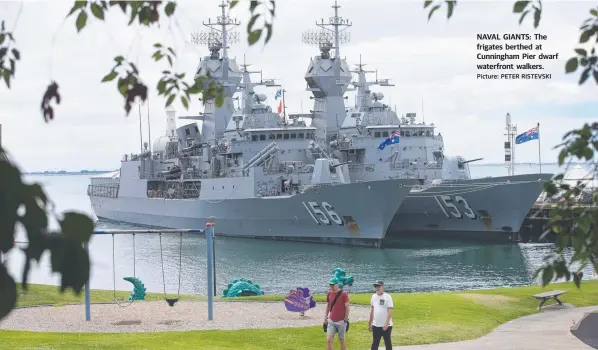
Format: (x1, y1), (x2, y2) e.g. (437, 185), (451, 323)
(0, 0), (596, 172)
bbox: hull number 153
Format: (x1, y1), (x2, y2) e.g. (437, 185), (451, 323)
(302, 201), (344, 225)
(434, 195), (477, 219)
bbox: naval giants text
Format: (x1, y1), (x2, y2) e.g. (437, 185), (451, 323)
(475, 33), (557, 80)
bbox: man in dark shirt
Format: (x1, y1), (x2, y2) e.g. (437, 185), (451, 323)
(323, 277), (350, 350)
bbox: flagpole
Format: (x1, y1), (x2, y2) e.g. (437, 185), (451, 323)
(282, 88), (287, 122)
(537, 122), (542, 173)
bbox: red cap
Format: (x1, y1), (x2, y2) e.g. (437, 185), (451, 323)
(205, 222), (213, 227)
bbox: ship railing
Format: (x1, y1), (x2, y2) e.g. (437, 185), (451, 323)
(347, 163), (376, 172)
(263, 162), (310, 175)
(87, 184), (119, 198)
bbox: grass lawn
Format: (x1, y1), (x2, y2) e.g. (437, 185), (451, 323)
(1, 281), (598, 349)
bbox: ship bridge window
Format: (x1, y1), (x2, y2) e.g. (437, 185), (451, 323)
(185, 128), (190, 135)
(298, 133), (305, 139)
(290, 133), (297, 139)
(269, 134), (275, 140)
(382, 131), (389, 137)
(374, 132), (381, 138)
(252, 135), (258, 141)
(259, 134), (266, 141)
(276, 133), (282, 139)
(284, 134), (290, 140)
(194, 125), (199, 132)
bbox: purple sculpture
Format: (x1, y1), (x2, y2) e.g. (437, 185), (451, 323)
(284, 287), (316, 313)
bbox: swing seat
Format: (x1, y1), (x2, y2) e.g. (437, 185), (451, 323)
(165, 298), (179, 307)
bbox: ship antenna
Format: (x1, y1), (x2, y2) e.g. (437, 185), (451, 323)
(302, 0), (351, 59)
(138, 103), (143, 154)
(190, 0), (240, 59)
(147, 98), (152, 153)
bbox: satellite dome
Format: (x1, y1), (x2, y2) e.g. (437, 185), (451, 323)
(257, 93), (267, 102)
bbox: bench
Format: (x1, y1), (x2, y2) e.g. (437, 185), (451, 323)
(533, 290), (567, 310)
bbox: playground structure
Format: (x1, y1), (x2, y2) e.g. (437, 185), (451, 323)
(222, 278), (264, 298)
(83, 224), (216, 321)
(330, 268), (354, 289)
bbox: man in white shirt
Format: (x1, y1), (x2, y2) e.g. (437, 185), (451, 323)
(368, 280), (393, 350)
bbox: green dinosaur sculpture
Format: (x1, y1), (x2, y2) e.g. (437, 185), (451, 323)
(331, 268), (354, 289)
(123, 277), (147, 301)
(222, 278), (264, 298)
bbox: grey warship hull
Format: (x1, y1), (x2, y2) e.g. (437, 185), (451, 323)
(91, 178), (414, 247)
(387, 173), (552, 243)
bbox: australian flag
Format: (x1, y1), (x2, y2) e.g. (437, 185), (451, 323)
(515, 127), (539, 144)
(378, 131), (400, 150)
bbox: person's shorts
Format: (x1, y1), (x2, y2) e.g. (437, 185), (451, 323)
(326, 319), (347, 339)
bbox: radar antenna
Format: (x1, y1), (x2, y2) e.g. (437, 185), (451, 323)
(302, 0), (351, 59)
(191, 0), (240, 59)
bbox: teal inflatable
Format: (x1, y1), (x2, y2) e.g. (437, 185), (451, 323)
(222, 278), (264, 297)
(123, 277), (147, 301)
(331, 268), (354, 289)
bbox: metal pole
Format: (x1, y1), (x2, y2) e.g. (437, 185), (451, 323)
(84, 242), (91, 321)
(206, 223), (214, 321)
(537, 122), (542, 173)
(212, 230), (217, 297)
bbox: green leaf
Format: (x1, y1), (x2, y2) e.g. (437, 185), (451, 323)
(166, 94), (175, 107)
(428, 4), (441, 21)
(165, 2), (176, 16)
(75, 10), (88, 32)
(541, 265), (554, 286)
(532, 8), (541, 28)
(513, 1), (529, 13)
(565, 57), (578, 73)
(90, 3), (104, 20)
(264, 23), (273, 44)
(101, 70), (118, 82)
(2, 69), (10, 88)
(215, 91), (224, 107)
(593, 70), (598, 84)
(248, 29), (262, 45)
(575, 48), (587, 57)
(0, 266), (17, 320)
(446, 1), (455, 19)
(67, 1), (88, 17)
(0, 34), (4, 45)
(167, 55), (173, 67)
(580, 29), (592, 43)
(591, 9), (597, 16)
(519, 10), (529, 25)
(11, 48), (20, 60)
(181, 95), (189, 109)
(580, 66), (591, 84)
(424, 0), (433, 8)
(60, 212), (94, 243)
(247, 14), (259, 33)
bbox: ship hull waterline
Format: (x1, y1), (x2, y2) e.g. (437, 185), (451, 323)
(386, 173), (553, 245)
(90, 179), (414, 248)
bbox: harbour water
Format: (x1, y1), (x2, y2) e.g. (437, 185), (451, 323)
(4, 164), (596, 296)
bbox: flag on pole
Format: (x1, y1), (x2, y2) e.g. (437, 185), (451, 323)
(378, 131), (400, 150)
(515, 126), (539, 144)
(275, 89), (282, 100)
(277, 99), (283, 114)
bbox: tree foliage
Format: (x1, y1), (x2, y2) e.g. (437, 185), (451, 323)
(0, 0), (597, 322)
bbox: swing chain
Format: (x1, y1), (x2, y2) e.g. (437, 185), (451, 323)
(112, 233), (135, 307)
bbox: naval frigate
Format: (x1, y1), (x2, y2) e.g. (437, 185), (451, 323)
(328, 55), (552, 243)
(87, 1), (415, 248)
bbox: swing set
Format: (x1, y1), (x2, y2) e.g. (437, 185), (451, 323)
(110, 231), (183, 308)
(84, 225), (216, 322)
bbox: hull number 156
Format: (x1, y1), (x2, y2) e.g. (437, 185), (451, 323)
(302, 201), (344, 225)
(434, 195), (477, 219)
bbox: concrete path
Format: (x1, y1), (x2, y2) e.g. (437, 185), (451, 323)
(393, 305), (598, 350)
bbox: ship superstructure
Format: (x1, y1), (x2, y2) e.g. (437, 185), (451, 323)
(87, 1), (415, 248)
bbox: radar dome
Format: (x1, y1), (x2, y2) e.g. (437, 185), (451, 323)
(153, 136), (171, 154)
(375, 92), (384, 100)
(257, 93), (267, 102)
